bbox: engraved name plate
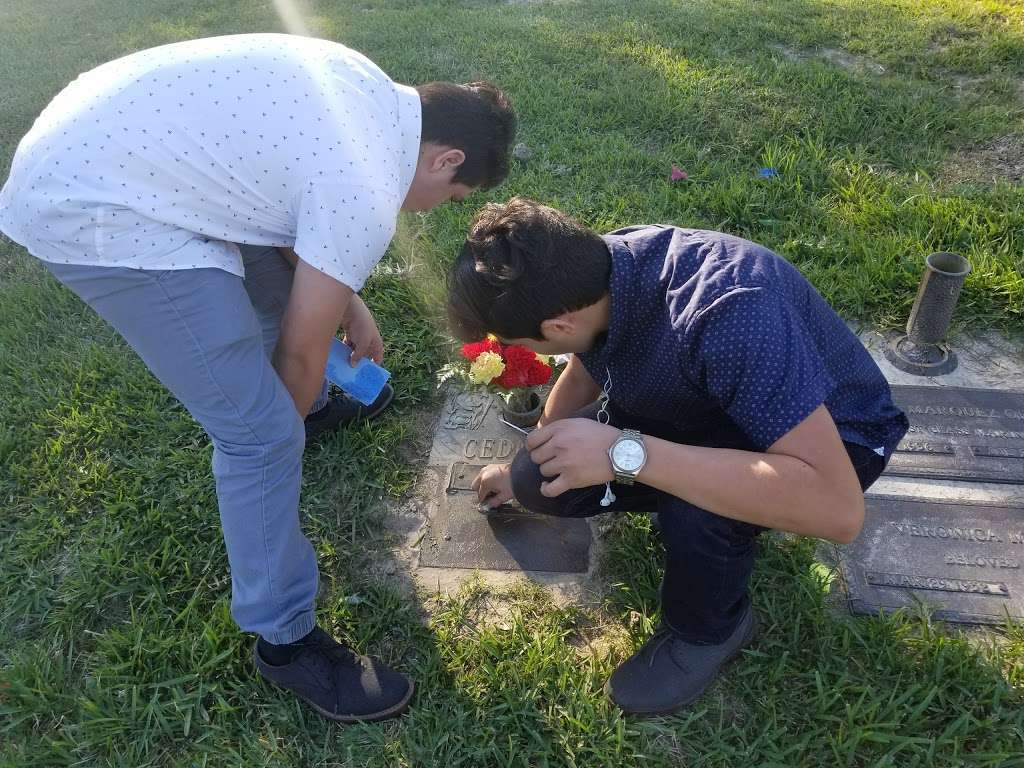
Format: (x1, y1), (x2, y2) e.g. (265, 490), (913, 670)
(420, 390), (592, 573)
(838, 496), (1024, 624)
(887, 386), (1024, 484)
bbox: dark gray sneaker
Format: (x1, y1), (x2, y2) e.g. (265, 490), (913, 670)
(254, 627), (414, 723)
(304, 384), (396, 441)
(606, 606), (757, 715)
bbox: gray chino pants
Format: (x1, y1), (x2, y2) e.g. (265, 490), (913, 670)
(44, 245), (329, 643)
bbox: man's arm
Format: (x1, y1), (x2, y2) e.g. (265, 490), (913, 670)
(274, 257), (353, 417)
(637, 405), (865, 542)
(275, 245), (382, 370)
(538, 355), (601, 427)
(526, 404), (866, 543)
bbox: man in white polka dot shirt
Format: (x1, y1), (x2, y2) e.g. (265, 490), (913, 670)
(0, 34), (515, 722)
(451, 198), (908, 717)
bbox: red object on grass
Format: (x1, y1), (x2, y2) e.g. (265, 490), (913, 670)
(670, 164), (688, 181)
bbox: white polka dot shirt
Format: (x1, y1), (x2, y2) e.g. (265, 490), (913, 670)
(0, 34), (421, 290)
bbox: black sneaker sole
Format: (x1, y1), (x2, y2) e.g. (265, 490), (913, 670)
(606, 611), (758, 716)
(297, 679), (414, 724)
(254, 645), (415, 723)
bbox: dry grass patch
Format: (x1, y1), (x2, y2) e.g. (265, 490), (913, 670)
(771, 43), (886, 76)
(946, 134), (1024, 185)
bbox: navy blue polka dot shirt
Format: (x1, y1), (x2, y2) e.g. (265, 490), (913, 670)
(577, 226), (909, 455)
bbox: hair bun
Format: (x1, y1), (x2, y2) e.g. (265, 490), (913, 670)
(475, 231), (523, 284)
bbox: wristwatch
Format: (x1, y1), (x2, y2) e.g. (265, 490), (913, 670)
(608, 428), (647, 485)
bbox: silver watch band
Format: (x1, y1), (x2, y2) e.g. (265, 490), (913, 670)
(611, 428), (645, 485)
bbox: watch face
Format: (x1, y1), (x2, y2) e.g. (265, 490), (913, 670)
(612, 439), (645, 472)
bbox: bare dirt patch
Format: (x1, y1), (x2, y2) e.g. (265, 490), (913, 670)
(947, 71), (989, 98)
(820, 47), (886, 76)
(770, 43), (803, 62)
(945, 134), (1024, 185)
(565, 616), (630, 660)
(771, 43), (886, 76)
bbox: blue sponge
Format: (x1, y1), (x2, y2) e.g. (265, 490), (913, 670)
(324, 338), (391, 406)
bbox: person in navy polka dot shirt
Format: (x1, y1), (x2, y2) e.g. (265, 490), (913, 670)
(449, 197), (908, 717)
(0, 35), (516, 723)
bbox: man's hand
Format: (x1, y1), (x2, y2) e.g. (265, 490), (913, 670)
(472, 463), (514, 509)
(341, 295), (384, 364)
(526, 418), (619, 498)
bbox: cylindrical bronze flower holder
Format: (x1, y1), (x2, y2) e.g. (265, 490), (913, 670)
(885, 252), (971, 376)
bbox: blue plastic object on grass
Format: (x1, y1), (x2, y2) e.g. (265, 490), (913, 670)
(324, 338), (391, 406)
(758, 166), (779, 179)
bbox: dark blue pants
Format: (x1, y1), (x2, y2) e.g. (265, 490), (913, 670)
(510, 402), (886, 644)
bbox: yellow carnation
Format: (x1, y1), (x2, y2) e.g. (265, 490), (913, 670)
(469, 351), (505, 384)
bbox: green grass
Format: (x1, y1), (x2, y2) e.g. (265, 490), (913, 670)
(2, 0), (1023, 766)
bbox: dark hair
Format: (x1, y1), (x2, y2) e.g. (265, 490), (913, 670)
(447, 197), (611, 341)
(415, 81), (516, 189)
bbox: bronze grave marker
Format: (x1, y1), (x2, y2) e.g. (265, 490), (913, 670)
(838, 496), (1024, 624)
(887, 386), (1024, 484)
(419, 390), (592, 573)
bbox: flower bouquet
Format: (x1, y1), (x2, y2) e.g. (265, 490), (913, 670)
(440, 337), (553, 428)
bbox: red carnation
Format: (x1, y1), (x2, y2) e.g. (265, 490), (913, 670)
(494, 345), (551, 389)
(526, 357), (553, 386)
(460, 338), (502, 361)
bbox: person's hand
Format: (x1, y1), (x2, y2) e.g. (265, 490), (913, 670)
(472, 463), (514, 509)
(341, 296), (384, 364)
(526, 418), (620, 497)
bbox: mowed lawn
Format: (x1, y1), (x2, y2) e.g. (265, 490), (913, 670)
(2, 1), (1023, 766)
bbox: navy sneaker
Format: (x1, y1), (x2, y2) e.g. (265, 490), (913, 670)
(254, 627), (414, 723)
(304, 384), (395, 441)
(606, 606), (757, 715)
